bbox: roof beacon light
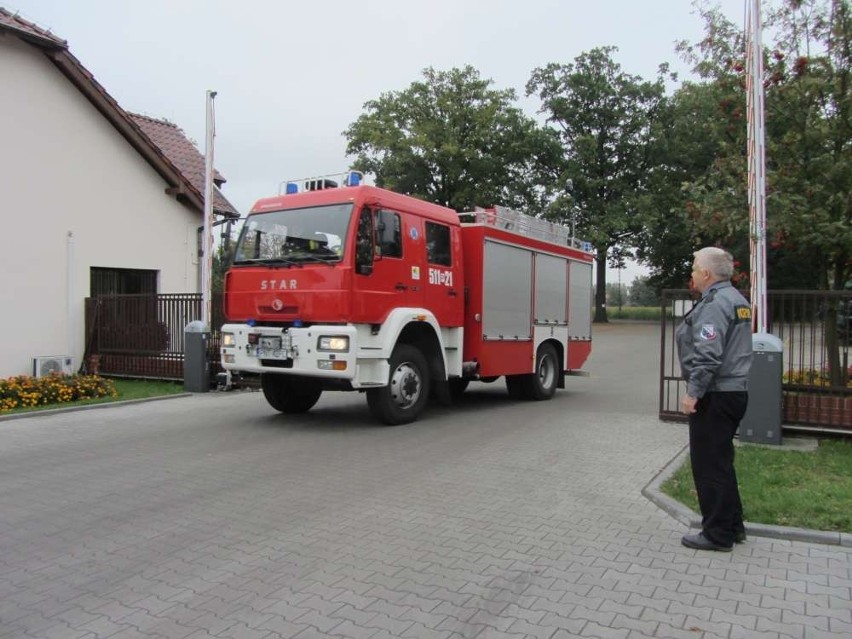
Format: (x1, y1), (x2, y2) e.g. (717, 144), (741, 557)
(278, 171), (365, 195)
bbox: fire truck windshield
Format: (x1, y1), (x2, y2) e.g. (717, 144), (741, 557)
(233, 203), (352, 265)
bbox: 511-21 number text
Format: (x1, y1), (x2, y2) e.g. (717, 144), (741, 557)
(428, 268), (453, 286)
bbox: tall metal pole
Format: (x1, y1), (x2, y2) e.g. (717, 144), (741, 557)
(747, 0), (768, 333)
(201, 90), (217, 328)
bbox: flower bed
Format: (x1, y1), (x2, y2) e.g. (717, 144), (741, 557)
(0, 373), (117, 412)
(781, 367), (851, 431)
(784, 366), (852, 388)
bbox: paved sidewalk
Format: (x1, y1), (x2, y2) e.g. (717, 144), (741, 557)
(1, 322), (850, 639)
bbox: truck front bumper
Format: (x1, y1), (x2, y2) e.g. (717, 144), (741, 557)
(219, 323), (388, 387)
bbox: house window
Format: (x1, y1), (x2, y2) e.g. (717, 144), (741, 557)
(90, 267), (158, 296)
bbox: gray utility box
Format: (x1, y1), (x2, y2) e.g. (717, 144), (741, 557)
(184, 320), (210, 393)
(740, 332), (784, 444)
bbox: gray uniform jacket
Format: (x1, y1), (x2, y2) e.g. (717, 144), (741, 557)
(676, 281), (753, 398)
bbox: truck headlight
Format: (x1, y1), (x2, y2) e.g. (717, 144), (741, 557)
(318, 336), (349, 352)
(222, 332), (235, 347)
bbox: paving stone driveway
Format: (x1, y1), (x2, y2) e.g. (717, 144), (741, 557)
(0, 323), (849, 639)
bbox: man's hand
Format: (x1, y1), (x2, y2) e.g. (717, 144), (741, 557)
(681, 394), (698, 414)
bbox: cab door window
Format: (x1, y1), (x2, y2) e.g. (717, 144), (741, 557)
(355, 209), (374, 275)
(425, 222), (451, 266)
(376, 210), (402, 258)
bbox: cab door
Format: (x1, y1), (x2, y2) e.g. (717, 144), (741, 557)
(351, 207), (422, 323)
(422, 220), (464, 327)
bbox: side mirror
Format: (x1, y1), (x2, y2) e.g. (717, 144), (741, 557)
(357, 264), (373, 276)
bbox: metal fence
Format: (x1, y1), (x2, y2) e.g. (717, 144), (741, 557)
(83, 293), (225, 382)
(660, 289), (852, 434)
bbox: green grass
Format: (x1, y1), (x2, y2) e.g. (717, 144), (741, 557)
(662, 439), (852, 533)
(2, 378), (185, 415)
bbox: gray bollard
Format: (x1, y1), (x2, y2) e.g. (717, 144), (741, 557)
(740, 333), (784, 444)
(184, 320), (210, 392)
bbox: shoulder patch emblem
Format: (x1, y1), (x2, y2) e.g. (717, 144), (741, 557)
(700, 324), (718, 341)
(735, 305), (752, 322)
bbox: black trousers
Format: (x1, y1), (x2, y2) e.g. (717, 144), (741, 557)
(688, 391), (748, 546)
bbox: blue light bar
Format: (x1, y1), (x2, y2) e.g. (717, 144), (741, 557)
(285, 182), (298, 194)
(346, 171), (362, 187)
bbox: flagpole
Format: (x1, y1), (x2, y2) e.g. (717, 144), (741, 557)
(201, 90), (217, 328)
(747, 0), (767, 333)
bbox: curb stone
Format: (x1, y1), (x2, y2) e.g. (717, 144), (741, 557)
(0, 393), (193, 422)
(642, 442), (849, 547)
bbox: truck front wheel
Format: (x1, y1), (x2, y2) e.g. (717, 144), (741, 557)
(367, 344), (431, 425)
(261, 374), (322, 413)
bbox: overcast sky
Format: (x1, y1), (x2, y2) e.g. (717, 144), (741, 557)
(10, 0), (748, 283)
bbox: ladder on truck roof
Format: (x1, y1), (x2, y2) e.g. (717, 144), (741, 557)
(460, 206), (593, 252)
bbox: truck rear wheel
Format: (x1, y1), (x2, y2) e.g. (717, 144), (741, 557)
(529, 343), (559, 400)
(261, 374), (322, 413)
(367, 344), (430, 425)
(448, 379), (469, 401)
(505, 375), (526, 399)
(505, 343), (559, 401)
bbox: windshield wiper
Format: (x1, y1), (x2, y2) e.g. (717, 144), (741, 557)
(294, 254), (340, 263)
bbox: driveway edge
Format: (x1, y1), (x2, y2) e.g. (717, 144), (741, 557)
(0, 393), (192, 422)
(642, 443), (849, 547)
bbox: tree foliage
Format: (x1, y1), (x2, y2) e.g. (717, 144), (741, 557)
(344, 66), (560, 214)
(526, 47), (668, 321)
(629, 276), (663, 307)
(661, 0), (851, 292)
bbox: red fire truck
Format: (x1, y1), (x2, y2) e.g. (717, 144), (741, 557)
(220, 172), (593, 424)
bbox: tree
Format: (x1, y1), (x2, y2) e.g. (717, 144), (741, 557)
(629, 276), (662, 307)
(344, 66), (561, 214)
(527, 47), (668, 322)
(675, 0), (851, 384)
(763, 0), (851, 292)
(634, 78), (736, 290)
(605, 281), (628, 309)
(212, 220), (239, 294)
(673, 0), (850, 292)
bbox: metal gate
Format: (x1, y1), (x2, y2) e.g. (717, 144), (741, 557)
(83, 293), (225, 381)
(659, 289), (852, 434)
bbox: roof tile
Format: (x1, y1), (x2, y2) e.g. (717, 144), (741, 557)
(129, 113), (238, 216)
(0, 7), (67, 47)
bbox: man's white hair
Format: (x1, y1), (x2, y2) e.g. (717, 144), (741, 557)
(694, 247), (735, 279)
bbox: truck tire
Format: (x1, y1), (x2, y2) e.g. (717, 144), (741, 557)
(506, 343), (559, 401)
(505, 375), (526, 399)
(367, 344), (431, 425)
(527, 343), (559, 400)
(261, 374), (322, 413)
(448, 379), (469, 401)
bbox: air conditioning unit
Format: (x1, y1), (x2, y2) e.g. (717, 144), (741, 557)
(32, 356), (74, 378)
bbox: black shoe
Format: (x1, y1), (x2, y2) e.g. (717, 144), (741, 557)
(734, 531), (747, 543)
(681, 532), (733, 552)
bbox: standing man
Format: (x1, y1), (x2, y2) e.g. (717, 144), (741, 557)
(676, 247), (753, 551)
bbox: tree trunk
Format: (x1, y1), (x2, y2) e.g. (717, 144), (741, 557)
(594, 249), (608, 323)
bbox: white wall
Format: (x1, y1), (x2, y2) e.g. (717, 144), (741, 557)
(0, 36), (201, 378)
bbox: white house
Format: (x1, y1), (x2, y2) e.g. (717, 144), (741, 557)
(0, 8), (238, 378)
